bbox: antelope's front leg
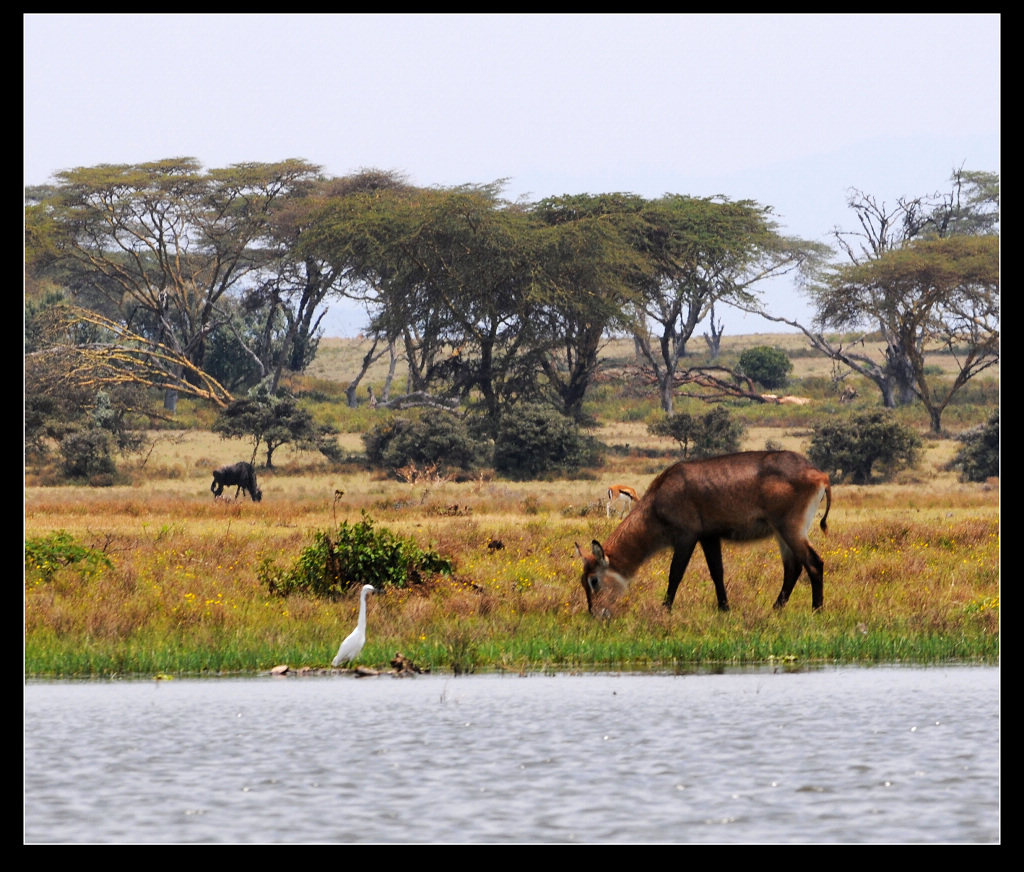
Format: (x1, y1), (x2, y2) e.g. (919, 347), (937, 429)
(664, 540), (698, 610)
(700, 536), (729, 611)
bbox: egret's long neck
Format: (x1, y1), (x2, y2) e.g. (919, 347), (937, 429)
(358, 590), (369, 625)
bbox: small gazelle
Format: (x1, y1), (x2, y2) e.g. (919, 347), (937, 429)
(606, 484), (639, 518)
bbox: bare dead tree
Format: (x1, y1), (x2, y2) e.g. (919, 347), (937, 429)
(702, 306), (726, 360)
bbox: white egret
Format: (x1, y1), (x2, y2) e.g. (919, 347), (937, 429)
(332, 584), (377, 667)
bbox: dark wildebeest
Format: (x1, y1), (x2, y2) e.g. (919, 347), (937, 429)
(211, 462), (262, 502)
(576, 451), (831, 614)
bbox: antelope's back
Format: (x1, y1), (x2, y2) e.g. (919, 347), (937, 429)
(648, 451), (824, 522)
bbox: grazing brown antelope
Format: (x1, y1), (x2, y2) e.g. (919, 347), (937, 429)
(606, 484), (639, 518)
(577, 451), (831, 614)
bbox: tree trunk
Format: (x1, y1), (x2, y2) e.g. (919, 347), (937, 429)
(659, 373), (674, 416)
(877, 379), (897, 408)
(884, 343), (918, 405)
(345, 336), (383, 408)
(382, 340), (398, 403)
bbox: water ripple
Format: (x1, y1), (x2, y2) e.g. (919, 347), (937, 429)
(25, 667), (999, 843)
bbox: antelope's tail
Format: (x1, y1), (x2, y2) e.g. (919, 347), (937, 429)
(819, 484), (832, 533)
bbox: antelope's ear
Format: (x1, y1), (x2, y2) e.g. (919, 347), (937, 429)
(575, 541), (587, 561)
(591, 540), (607, 564)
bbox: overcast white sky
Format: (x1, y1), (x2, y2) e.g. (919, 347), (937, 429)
(24, 13), (1000, 337)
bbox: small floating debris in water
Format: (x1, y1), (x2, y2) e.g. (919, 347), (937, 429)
(391, 652), (427, 676)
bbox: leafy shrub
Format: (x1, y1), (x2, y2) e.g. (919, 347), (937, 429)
(648, 406), (745, 458)
(808, 410), (921, 484)
(363, 411), (489, 477)
(738, 346), (793, 389)
(33, 384), (146, 477)
(493, 403), (596, 479)
(950, 411), (999, 482)
(91, 390), (147, 453)
(316, 430), (346, 464)
(258, 514), (453, 598)
(59, 429), (117, 481)
(202, 323), (265, 391)
(25, 394), (79, 461)
(25, 531), (112, 583)
(214, 388), (318, 468)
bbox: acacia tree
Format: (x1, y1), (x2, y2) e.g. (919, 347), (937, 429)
(529, 194), (644, 420)
(815, 235), (998, 432)
(832, 169), (1000, 266)
(39, 157), (319, 411)
(293, 176), (427, 406)
(817, 169), (1000, 407)
(305, 186), (642, 423)
(254, 169), (415, 396)
(213, 388), (326, 469)
(27, 305), (234, 407)
(740, 168), (999, 422)
(630, 195), (826, 414)
(391, 185), (541, 428)
(309, 182), (546, 428)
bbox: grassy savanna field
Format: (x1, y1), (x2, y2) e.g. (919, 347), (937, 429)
(24, 334), (999, 677)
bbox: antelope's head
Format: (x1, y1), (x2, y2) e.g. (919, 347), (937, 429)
(576, 540), (627, 617)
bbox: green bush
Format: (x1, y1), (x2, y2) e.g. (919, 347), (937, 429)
(950, 411), (999, 482)
(40, 385), (147, 480)
(808, 410), (922, 484)
(493, 403), (595, 479)
(647, 406), (745, 458)
(25, 394), (82, 461)
(738, 346), (793, 389)
(213, 388), (319, 468)
(258, 514), (453, 598)
(202, 322), (265, 391)
(90, 390), (147, 454)
(363, 411), (489, 476)
(25, 531), (113, 583)
(59, 428), (117, 481)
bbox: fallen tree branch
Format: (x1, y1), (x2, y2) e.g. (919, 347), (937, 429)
(631, 364), (778, 403)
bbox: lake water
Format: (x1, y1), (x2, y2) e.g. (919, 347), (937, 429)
(24, 666), (999, 843)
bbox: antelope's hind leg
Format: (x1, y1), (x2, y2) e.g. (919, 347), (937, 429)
(804, 543), (824, 610)
(773, 536), (824, 611)
(773, 541), (802, 609)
